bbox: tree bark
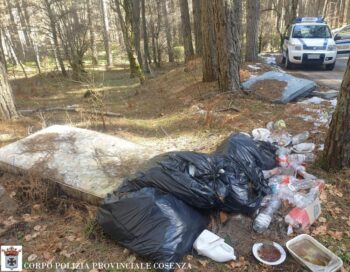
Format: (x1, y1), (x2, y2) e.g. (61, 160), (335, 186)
(131, 0), (143, 70)
(162, 0), (175, 62)
(245, 0), (260, 62)
(0, 62), (17, 120)
(44, 0), (67, 77)
(87, 0), (98, 65)
(179, 0), (194, 62)
(0, 30), (8, 72)
(101, 0), (113, 67)
(213, 0), (241, 92)
(141, 0), (151, 72)
(192, 0), (202, 55)
(323, 58), (350, 170)
(345, 0), (350, 23)
(114, 0), (145, 83)
(201, 0), (217, 82)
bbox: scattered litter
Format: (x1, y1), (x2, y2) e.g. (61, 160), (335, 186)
(291, 143), (315, 153)
(193, 230), (236, 262)
(242, 71), (317, 104)
(252, 128), (271, 141)
(285, 198), (321, 232)
(259, 54), (277, 65)
(286, 234), (343, 271)
(252, 242), (286, 265)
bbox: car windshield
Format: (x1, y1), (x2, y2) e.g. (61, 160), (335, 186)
(292, 25), (331, 38)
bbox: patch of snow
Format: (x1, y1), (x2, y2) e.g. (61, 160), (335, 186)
(330, 98), (337, 107)
(300, 97), (327, 105)
(247, 64), (261, 70)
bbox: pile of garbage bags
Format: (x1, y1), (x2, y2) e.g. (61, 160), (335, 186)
(97, 124), (323, 268)
(97, 133), (277, 267)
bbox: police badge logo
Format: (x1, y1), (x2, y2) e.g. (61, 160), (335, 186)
(1, 246), (22, 271)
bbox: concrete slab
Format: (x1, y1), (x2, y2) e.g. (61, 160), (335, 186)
(0, 125), (159, 203)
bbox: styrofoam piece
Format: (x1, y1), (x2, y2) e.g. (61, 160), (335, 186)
(242, 71), (317, 104)
(193, 230), (236, 262)
(286, 234), (343, 272)
(0, 125), (159, 203)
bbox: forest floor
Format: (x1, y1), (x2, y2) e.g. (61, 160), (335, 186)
(0, 58), (349, 272)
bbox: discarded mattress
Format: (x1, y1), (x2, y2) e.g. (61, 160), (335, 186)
(0, 125), (159, 203)
(242, 71), (317, 104)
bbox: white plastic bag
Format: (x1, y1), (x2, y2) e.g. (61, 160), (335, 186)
(193, 229), (236, 262)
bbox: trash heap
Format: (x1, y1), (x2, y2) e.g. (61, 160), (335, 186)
(97, 133), (276, 266)
(97, 121), (324, 269)
(251, 120), (323, 235)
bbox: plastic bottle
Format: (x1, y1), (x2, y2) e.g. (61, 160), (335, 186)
(278, 186), (320, 208)
(288, 153), (315, 164)
(263, 167), (282, 179)
(253, 196), (281, 233)
(287, 179), (325, 192)
(292, 131), (310, 145)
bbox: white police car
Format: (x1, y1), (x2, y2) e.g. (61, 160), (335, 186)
(333, 25), (350, 54)
(282, 17), (337, 70)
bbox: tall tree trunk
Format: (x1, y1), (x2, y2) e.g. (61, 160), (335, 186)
(162, 0), (175, 62)
(201, 0), (217, 82)
(131, 0), (143, 70)
(345, 0), (350, 23)
(179, 0), (194, 62)
(192, 0), (202, 55)
(87, 0), (98, 65)
(150, 18), (158, 65)
(0, 30), (8, 72)
(155, 0), (162, 67)
(114, 0), (144, 83)
(101, 0), (113, 67)
(322, 0), (329, 18)
(45, 0), (67, 77)
(245, 0), (260, 62)
(213, 0), (241, 92)
(141, 0), (151, 72)
(323, 58), (350, 170)
(0, 62), (17, 120)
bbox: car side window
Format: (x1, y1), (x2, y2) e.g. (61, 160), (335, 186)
(338, 26), (350, 40)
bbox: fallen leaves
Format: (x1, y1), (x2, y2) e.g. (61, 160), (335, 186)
(318, 217), (327, 223)
(27, 254), (37, 261)
(227, 257), (248, 270)
(312, 225), (327, 236)
(327, 230), (343, 240)
(3, 216), (17, 226)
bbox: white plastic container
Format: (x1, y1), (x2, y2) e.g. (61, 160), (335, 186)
(286, 234), (343, 272)
(193, 229), (236, 262)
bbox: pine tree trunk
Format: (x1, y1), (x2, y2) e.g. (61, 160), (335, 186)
(0, 30), (8, 72)
(201, 0), (217, 82)
(101, 0), (113, 67)
(323, 58), (350, 170)
(179, 0), (194, 62)
(141, 0), (151, 72)
(131, 0), (143, 70)
(213, 0), (241, 92)
(192, 0), (202, 55)
(0, 62), (17, 120)
(245, 0), (260, 62)
(87, 0), (98, 65)
(162, 0), (175, 62)
(45, 0), (67, 77)
(345, 0), (350, 23)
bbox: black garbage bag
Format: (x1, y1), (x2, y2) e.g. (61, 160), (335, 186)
(118, 150), (268, 214)
(97, 187), (209, 269)
(117, 151), (223, 209)
(215, 133), (274, 195)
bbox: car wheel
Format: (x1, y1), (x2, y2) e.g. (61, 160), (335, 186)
(284, 52), (293, 69)
(325, 62), (336, 71)
(281, 54), (286, 64)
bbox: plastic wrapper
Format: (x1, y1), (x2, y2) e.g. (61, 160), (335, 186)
(97, 187), (209, 267)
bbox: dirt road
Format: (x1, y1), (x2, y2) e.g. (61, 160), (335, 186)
(285, 54), (349, 90)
